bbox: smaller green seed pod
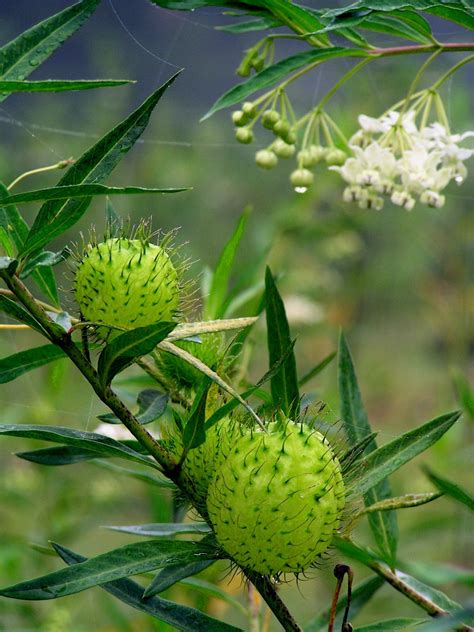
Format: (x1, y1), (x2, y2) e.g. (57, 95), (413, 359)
(297, 148), (317, 168)
(262, 110), (280, 130)
(251, 55), (265, 72)
(242, 102), (257, 118)
(310, 145), (327, 163)
(290, 168), (314, 190)
(284, 130), (297, 145)
(235, 128), (254, 144)
(273, 119), (290, 139)
(325, 148), (347, 166)
(232, 110), (247, 127)
(255, 149), (278, 169)
(272, 138), (295, 159)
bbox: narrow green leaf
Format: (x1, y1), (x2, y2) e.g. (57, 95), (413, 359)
(360, 14), (432, 43)
(423, 466), (474, 511)
(396, 571), (464, 613)
(144, 560), (215, 598)
(334, 537), (381, 566)
(416, 608), (474, 632)
(92, 460), (175, 488)
(348, 411), (462, 498)
(392, 9), (434, 40)
(338, 332), (398, 565)
(217, 16), (281, 32)
(105, 523), (211, 537)
(0, 226), (13, 256)
(0, 294), (45, 333)
(182, 381), (211, 452)
(53, 543), (242, 632)
(16, 445), (100, 466)
(0, 79), (132, 95)
(105, 197), (123, 236)
(353, 619), (425, 631)
(0, 539), (221, 600)
(359, 492), (442, 515)
(0, 182), (59, 305)
(452, 371), (474, 420)
(98, 389), (168, 425)
(425, 5), (474, 30)
(205, 207), (250, 320)
(305, 575), (384, 632)
(180, 577), (247, 615)
(0, 0), (100, 98)
(340, 432), (379, 474)
(19, 249), (69, 279)
(21, 72), (182, 258)
(202, 47), (369, 119)
(0, 424), (155, 468)
(1, 184), (186, 207)
(299, 350), (336, 387)
(403, 561), (474, 588)
(265, 267), (299, 418)
(98, 322), (176, 387)
(0, 344), (65, 383)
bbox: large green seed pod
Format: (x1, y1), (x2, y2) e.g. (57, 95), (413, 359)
(75, 238), (180, 331)
(158, 332), (226, 390)
(207, 420), (345, 575)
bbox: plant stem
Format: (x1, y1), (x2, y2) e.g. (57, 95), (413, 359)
(316, 58), (373, 112)
(0, 269), (178, 476)
(371, 42), (474, 56)
(431, 54), (474, 89)
(7, 158), (74, 191)
(369, 561), (473, 631)
(245, 570), (302, 632)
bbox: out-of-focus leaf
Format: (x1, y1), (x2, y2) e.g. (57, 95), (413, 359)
(180, 577), (247, 614)
(98, 389), (168, 425)
(348, 411), (462, 498)
(339, 332), (398, 565)
(0, 79), (132, 94)
(93, 460), (176, 488)
(0, 424), (156, 468)
(202, 47), (369, 119)
(423, 466), (474, 511)
(144, 560), (215, 597)
(0, 344), (65, 383)
(334, 537), (380, 566)
(1, 184), (186, 206)
(16, 445), (99, 466)
(53, 543), (242, 632)
(360, 14), (432, 43)
(104, 523), (211, 537)
(98, 322), (176, 386)
(217, 16), (280, 32)
(353, 620), (424, 631)
(452, 370), (474, 420)
(205, 207), (250, 320)
(0, 539), (222, 600)
(265, 267), (299, 418)
(299, 350), (336, 387)
(21, 72), (182, 258)
(403, 561), (474, 588)
(0, 0), (100, 100)
(305, 575), (384, 632)
(416, 607), (474, 631)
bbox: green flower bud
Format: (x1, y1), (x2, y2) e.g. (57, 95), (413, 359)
(272, 138), (295, 159)
(232, 110), (247, 127)
(284, 130), (297, 145)
(251, 55), (265, 72)
(297, 148), (316, 168)
(273, 119), (290, 138)
(310, 145), (327, 163)
(255, 149), (278, 169)
(325, 148), (347, 166)
(262, 110), (280, 130)
(235, 128), (254, 144)
(290, 168), (314, 190)
(207, 418), (345, 575)
(242, 101), (257, 118)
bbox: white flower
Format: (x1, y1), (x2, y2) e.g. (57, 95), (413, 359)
(381, 110), (418, 135)
(391, 189), (415, 211)
(420, 190), (446, 208)
(399, 144), (451, 194)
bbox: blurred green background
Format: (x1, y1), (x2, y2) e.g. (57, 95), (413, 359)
(0, 1), (473, 630)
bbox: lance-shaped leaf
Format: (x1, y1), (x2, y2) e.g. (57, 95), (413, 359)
(17, 445), (101, 466)
(98, 322), (176, 387)
(182, 381), (211, 453)
(299, 350), (336, 387)
(1, 184), (187, 207)
(339, 332), (398, 565)
(0, 182), (59, 305)
(21, 72), (182, 258)
(144, 560), (215, 598)
(357, 492), (442, 515)
(0, 424), (156, 468)
(0, 294), (45, 333)
(19, 249), (69, 279)
(305, 575), (384, 632)
(53, 543), (242, 632)
(347, 411), (462, 498)
(105, 523), (211, 537)
(353, 619), (425, 631)
(0, 344), (66, 383)
(98, 389), (168, 425)
(203, 47), (369, 119)
(0, 79), (132, 95)
(204, 207), (250, 320)
(422, 466), (474, 511)
(0, 0), (100, 98)
(0, 539), (222, 600)
(265, 267), (299, 418)
(167, 317), (258, 341)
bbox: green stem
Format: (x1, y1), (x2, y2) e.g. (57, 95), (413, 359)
(316, 58), (373, 112)
(244, 570), (302, 632)
(430, 54), (474, 90)
(7, 158), (74, 191)
(399, 50), (442, 117)
(0, 270), (179, 476)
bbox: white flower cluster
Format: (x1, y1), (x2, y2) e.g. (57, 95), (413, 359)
(331, 110), (474, 211)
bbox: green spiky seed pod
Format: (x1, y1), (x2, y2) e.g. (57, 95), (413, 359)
(207, 420), (345, 575)
(262, 110), (280, 130)
(290, 168), (314, 190)
(235, 128), (254, 144)
(272, 139), (295, 159)
(75, 238), (179, 331)
(255, 149), (278, 169)
(158, 331), (226, 390)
